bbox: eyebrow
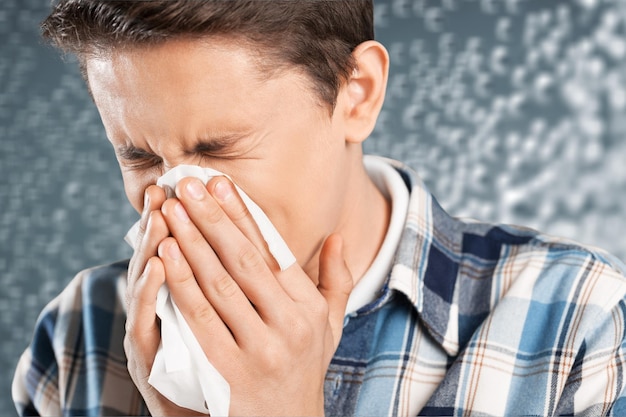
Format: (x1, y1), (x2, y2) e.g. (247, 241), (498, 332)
(191, 137), (235, 155)
(116, 133), (249, 160)
(116, 145), (156, 160)
(187, 131), (254, 157)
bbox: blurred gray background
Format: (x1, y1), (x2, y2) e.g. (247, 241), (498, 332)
(2, 0), (625, 415)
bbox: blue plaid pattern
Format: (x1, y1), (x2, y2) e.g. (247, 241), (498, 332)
(13, 159), (626, 416)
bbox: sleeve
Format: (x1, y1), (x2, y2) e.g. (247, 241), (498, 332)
(556, 265), (626, 416)
(608, 307), (626, 417)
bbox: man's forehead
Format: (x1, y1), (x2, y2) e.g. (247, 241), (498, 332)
(85, 37), (287, 86)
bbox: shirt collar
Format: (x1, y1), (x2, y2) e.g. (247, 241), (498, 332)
(386, 159), (464, 357)
(345, 155), (410, 315)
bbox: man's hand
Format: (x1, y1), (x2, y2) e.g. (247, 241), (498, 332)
(124, 185), (204, 415)
(153, 176), (353, 416)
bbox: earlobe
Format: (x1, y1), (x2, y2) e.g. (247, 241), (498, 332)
(342, 40), (389, 144)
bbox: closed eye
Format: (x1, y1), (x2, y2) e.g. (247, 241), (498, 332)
(193, 140), (230, 155)
(117, 146), (163, 170)
(188, 134), (248, 159)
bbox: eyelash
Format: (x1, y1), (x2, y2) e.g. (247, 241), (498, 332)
(121, 152), (220, 171)
(198, 153), (217, 164)
(122, 156), (163, 171)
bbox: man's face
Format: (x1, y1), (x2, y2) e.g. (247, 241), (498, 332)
(86, 39), (354, 266)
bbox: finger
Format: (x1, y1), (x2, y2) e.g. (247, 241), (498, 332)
(206, 176), (279, 272)
(125, 256), (165, 379)
(126, 210), (169, 308)
(204, 178), (311, 304)
(317, 234), (353, 348)
(136, 185), (168, 248)
(124, 254), (214, 417)
(157, 236), (262, 346)
(128, 185), (168, 287)
(170, 179), (291, 318)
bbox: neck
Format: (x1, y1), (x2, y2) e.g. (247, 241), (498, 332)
(303, 152), (391, 287)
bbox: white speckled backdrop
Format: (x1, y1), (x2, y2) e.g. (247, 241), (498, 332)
(2, 0), (625, 415)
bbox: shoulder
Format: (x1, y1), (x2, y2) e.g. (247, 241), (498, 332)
(389, 157), (626, 340)
(462, 221), (626, 305)
(42, 258), (131, 367)
(454, 219), (626, 331)
(31, 258), (130, 350)
(13, 260), (132, 416)
(42, 259), (131, 327)
(388, 159), (626, 413)
(61, 259), (130, 306)
(438, 223), (626, 415)
(456, 222), (626, 370)
(391, 157), (626, 282)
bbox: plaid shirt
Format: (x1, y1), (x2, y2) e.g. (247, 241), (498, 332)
(13, 159), (626, 416)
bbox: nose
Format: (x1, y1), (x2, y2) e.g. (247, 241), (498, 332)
(158, 163), (184, 197)
(161, 156), (197, 175)
(158, 162), (216, 199)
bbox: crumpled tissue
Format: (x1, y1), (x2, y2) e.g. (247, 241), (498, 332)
(125, 165), (297, 415)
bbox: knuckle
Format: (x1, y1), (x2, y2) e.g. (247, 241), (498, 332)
(290, 320), (315, 347)
(311, 297), (330, 318)
(236, 246), (264, 273)
(255, 339), (285, 374)
(204, 203), (226, 225)
(184, 232), (205, 254)
(167, 265), (194, 287)
(136, 283), (156, 307)
(123, 331), (133, 350)
(147, 209), (160, 226)
(124, 318), (138, 342)
(262, 351), (283, 374)
(229, 202), (250, 223)
(123, 335), (133, 363)
(277, 313), (315, 350)
(213, 272), (239, 299)
(127, 261), (146, 291)
(147, 210), (166, 233)
(188, 302), (218, 325)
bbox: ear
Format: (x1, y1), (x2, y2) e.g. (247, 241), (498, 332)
(339, 40), (389, 144)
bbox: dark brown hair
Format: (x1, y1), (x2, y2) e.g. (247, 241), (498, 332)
(41, 0), (374, 109)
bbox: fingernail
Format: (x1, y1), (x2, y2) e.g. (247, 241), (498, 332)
(213, 179), (233, 201)
(186, 180), (205, 200)
(174, 202), (190, 223)
(168, 241), (181, 260)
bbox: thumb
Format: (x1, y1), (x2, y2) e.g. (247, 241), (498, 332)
(317, 233), (353, 347)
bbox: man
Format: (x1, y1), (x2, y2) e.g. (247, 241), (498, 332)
(13, 1), (626, 416)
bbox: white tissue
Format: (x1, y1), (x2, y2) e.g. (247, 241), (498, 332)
(125, 165), (297, 415)
(125, 164), (296, 271)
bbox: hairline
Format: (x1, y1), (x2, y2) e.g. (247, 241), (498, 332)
(77, 34), (340, 114)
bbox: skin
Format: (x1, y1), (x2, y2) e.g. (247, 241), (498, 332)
(86, 37), (390, 415)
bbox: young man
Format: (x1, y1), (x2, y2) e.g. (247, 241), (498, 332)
(13, 1), (626, 416)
